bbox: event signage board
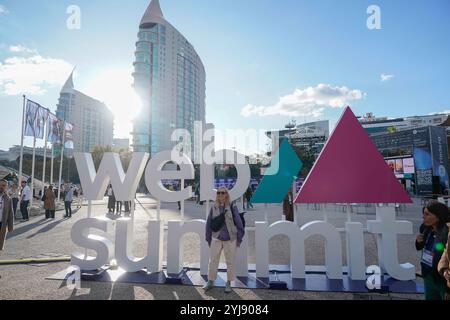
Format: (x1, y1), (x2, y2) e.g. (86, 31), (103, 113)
(71, 107), (415, 283)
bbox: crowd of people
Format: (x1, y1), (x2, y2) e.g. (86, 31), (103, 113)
(0, 176), (80, 223)
(106, 184), (132, 217)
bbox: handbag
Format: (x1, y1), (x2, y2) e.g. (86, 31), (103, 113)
(211, 212), (225, 232)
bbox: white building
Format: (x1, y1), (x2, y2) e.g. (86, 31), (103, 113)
(267, 120), (330, 158)
(113, 138), (130, 151)
(132, 0), (206, 155)
(359, 112), (450, 135)
(56, 72), (114, 153)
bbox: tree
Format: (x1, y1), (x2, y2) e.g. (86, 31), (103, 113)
(91, 145), (114, 170)
(292, 145), (316, 178)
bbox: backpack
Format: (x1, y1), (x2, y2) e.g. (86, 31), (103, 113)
(231, 204), (246, 229)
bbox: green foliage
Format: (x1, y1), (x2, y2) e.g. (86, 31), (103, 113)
(292, 145), (315, 177)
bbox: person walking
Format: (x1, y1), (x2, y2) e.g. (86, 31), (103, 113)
(8, 183), (19, 220)
(195, 183), (201, 205)
(415, 201), (449, 300)
(438, 217), (450, 300)
(0, 179), (14, 253)
(64, 183), (75, 218)
(283, 190), (294, 222)
(204, 187), (245, 293)
(44, 185), (56, 219)
(124, 200), (132, 217)
(116, 200), (123, 216)
(107, 185), (116, 214)
(19, 180), (31, 222)
(245, 186), (254, 210)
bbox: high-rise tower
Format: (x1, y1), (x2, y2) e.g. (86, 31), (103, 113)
(132, 0), (206, 155)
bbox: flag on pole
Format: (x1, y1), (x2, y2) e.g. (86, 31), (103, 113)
(47, 113), (63, 143)
(35, 106), (49, 139)
(64, 122), (74, 149)
(24, 100), (49, 139)
(24, 100), (39, 138)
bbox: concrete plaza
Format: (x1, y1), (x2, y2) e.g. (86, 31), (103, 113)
(0, 195), (425, 300)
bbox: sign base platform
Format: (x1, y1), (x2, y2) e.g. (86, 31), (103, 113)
(47, 264), (424, 294)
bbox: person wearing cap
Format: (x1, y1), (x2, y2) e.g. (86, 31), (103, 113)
(415, 201), (449, 300)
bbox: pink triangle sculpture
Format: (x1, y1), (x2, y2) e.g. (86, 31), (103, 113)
(295, 107), (412, 204)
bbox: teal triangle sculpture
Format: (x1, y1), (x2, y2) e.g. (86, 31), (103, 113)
(251, 140), (303, 204)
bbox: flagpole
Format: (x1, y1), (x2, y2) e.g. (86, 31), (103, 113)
(50, 143), (54, 186)
(42, 113), (49, 196)
(18, 95), (26, 186)
(30, 136), (37, 208)
(57, 122), (66, 203)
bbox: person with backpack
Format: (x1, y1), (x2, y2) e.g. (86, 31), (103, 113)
(415, 201), (449, 300)
(203, 187), (245, 294)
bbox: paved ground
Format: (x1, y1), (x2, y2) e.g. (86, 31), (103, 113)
(0, 195), (425, 300)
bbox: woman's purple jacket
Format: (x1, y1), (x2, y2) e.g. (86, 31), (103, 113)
(205, 203), (245, 245)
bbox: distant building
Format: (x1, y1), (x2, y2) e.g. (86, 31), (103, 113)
(359, 112), (450, 135)
(0, 150), (9, 162)
(267, 120), (330, 158)
(370, 126), (449, 195)
(7, 146), (52, 162)
(113, 138), (130, 151)
(132, 0), (206, 155)
(56, 71), (114, 153)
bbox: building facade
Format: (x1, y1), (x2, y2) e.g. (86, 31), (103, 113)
(56, 72), (114, 153)
(113, 138), (130, 151)
(132, 0), (206, 155)
(359, 112), (450, 135)
(370, 126), (450, 195)
(267, 120), (330, 159)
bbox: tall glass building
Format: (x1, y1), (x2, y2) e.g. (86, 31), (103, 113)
(132, 0), (206, 155)
(56, 71), (114, 154)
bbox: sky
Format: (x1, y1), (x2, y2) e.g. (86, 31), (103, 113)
(0, 0), (449, 153)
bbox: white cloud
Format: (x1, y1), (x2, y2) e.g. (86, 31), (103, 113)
(0, 5), (8, 14)
(0, 46), (73, 95)
(380, 74), (395, 82)
(9, 45), (38, 54)
(241, 84), (365, 118)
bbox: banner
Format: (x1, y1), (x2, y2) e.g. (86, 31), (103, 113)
(64, 122), (75, 149)
(412, 128), (433, 195)
(47, 113), (62, 143)
(35, 106), (49, 139)
(24, 100), (39, 138)
(24, 100), (49, 139)
(430, 126), (450, 193)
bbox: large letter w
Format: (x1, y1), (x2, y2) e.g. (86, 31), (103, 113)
(74, 152), (149, 201)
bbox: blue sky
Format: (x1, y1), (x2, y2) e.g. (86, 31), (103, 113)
(0, 0), (449, 152)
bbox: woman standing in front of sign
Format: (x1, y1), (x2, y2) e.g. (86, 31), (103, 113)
(415, 201), (449, 300)
(204, 187), (245, 293)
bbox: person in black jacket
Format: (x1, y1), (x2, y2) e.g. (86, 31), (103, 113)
(415, 201), (449, 300)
